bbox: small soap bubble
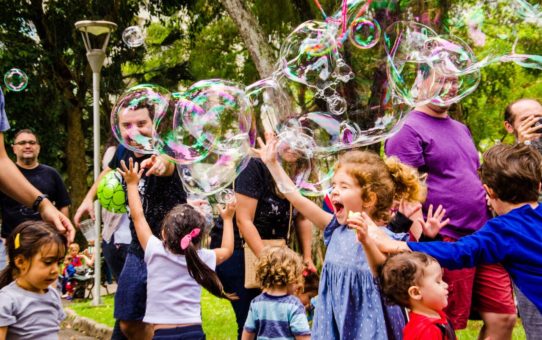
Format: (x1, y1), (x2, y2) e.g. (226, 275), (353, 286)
(122, 26), (145, 48)
(4, 68), (28, 92)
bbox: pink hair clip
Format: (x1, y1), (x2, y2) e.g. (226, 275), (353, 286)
(180, 228), (201, 250)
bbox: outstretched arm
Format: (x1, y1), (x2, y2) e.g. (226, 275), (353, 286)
(253, 137), (332, 230)
(214, 201), (236, 265)
(119, 158), (152, 250)
(350, 212), (388, 276)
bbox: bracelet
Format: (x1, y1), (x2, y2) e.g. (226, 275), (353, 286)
(32, 194), (49, 212)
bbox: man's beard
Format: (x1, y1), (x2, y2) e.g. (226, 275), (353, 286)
(20, 156), (37, 165)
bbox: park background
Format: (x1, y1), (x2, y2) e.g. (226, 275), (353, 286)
(0, 0), (540, 338)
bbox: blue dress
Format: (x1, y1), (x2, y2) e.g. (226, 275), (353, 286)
(312, 217), (405, 340)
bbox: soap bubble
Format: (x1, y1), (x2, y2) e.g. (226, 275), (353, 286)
(122, 26), (145, 48)
(4, 68), (28, 92)
(111, 84), (170, 154)
(348, 17), (381, 49)
(216, 188), (236, 204)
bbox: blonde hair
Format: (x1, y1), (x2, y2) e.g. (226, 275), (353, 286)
(256, 246), (304, 290)
(69, 243), (80, 253)
(336, 150), (426, 222)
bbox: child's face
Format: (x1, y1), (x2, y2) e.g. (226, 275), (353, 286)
(118, 108), (153, 150)
(416, 261), (449, 312)
(16, 244), (62, 293)
(330, 168), (364, 225)
(69, 245), (79, 257)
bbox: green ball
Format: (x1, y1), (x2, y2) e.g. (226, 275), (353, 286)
(97, 171), (127, 213)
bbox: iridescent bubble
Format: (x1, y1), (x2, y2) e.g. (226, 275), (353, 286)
(122, 26), (145, 48)
(4, 68), (28, 92)
(111, 84), (170, 154)
(178, 145), (250, 196)
(216, 188), (236, 204)
(177, 79), (255, 155)
(246, 78), (292, 136)
(276, 128), (335, 196)
(349, 17), (381, 49)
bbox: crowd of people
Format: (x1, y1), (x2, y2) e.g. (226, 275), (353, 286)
(0, 79), (542, 340)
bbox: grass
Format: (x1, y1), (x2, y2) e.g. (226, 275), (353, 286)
(70, 292), (527, 340)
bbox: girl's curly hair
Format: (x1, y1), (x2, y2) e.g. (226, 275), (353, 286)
(256, 246), (304, 290)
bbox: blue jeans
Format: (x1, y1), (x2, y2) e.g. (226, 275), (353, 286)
(215, 248), (260, 339)
(515, 284), (542, 340)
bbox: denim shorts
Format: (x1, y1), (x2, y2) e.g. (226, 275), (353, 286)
(153, 325), (205, 340)
(114, 252), (147, 321)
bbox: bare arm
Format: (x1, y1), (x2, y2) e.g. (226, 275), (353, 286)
(241, 330), (255, 340)
(254, 138), (332, 230)
(118, 159), (152, 250)
(236, 193), (266, 257)
(73, 167), (111, 225)
(0, 326), (6, 340)
(350, 212), (388, 276)
(295, 336), (310, 340)
(214, 202), (236, 265)
(295, 214), (315, 270)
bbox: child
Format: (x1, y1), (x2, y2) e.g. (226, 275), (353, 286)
(255, 137), (425, 339)
(297, 266), (319, 322)
(120, 158), (237, 339)
(0, 221), (67, 338)
(379, 252), (455, 340)
(365, 143), (542, 338)
(68, 243), (83, 267)
(60, 255), (76, 300)
(242, 246), (310, 340)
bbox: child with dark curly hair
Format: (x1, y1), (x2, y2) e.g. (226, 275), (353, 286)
(242, 246), (310, 340)
(379, 252), (455, 340)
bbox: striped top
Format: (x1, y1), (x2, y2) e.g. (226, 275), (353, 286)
(244, 293), (310, 339)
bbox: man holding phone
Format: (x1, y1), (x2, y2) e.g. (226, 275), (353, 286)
(503, 98), (542, 339)
(504, 98), (542, 146)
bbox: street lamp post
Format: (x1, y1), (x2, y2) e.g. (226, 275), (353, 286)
(75, 20), (117, 306)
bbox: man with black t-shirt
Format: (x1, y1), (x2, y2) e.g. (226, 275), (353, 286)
(0, 129), (71, 242)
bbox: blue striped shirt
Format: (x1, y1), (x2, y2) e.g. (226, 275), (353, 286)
(244, 293), (310, 339)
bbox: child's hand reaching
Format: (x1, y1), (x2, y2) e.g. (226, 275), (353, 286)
(119, 158), (144, 186)
(252, 133), (279, 165)
(218, 201), (237, 221)
(419, 204), (450, 239)
(347, 211), (381, 244)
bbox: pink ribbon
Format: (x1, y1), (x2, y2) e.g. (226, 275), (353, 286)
(180, 228), (201, 250)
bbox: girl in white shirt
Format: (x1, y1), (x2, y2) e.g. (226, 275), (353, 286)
(120, 158), (237, 339)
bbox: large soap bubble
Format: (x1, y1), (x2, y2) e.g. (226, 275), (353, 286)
(176, 80), (255, 155)
(178, 143), (251, 196)
(4, 68), (28, 92)
(111, 84), (170, 154)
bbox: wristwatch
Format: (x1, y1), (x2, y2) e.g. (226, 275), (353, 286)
(32, 194), (49, 212)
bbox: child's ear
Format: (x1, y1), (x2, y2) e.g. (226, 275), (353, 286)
(408, 285), (422, 301)
(13, 255), (29, 273)
(483, 184), (497, 199)
(363, 191), (378, 209)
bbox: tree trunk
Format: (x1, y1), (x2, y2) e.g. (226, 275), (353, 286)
(220, 0), (276, 78)
(65, 104), (89, 213)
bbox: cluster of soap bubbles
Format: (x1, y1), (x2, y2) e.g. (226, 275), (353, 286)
(110, 0), (541, 199)
(3, 68), (28, 92)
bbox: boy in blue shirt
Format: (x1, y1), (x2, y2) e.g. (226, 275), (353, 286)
(355, 143), (542, 338)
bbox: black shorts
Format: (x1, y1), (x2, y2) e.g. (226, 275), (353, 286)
(153, 325), (205, 340)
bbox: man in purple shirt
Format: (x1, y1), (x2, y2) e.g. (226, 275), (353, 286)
(385, 72), (516, 339)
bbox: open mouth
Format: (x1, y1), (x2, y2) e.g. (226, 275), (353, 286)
(332, 201), (344, 214)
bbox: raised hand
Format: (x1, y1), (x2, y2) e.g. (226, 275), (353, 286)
(119, 158), (144, 186)
(419, 204), (450, 239)
(140, 154), (170, 177)
(252, 133), (279, 165)
(398, 200), (422, 219)
(218, 201), (237, 221)
(517, 114), (542, 144)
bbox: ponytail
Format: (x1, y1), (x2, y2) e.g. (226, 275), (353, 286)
(184, 245), (238, 301)
(385, 157), (426, 203)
